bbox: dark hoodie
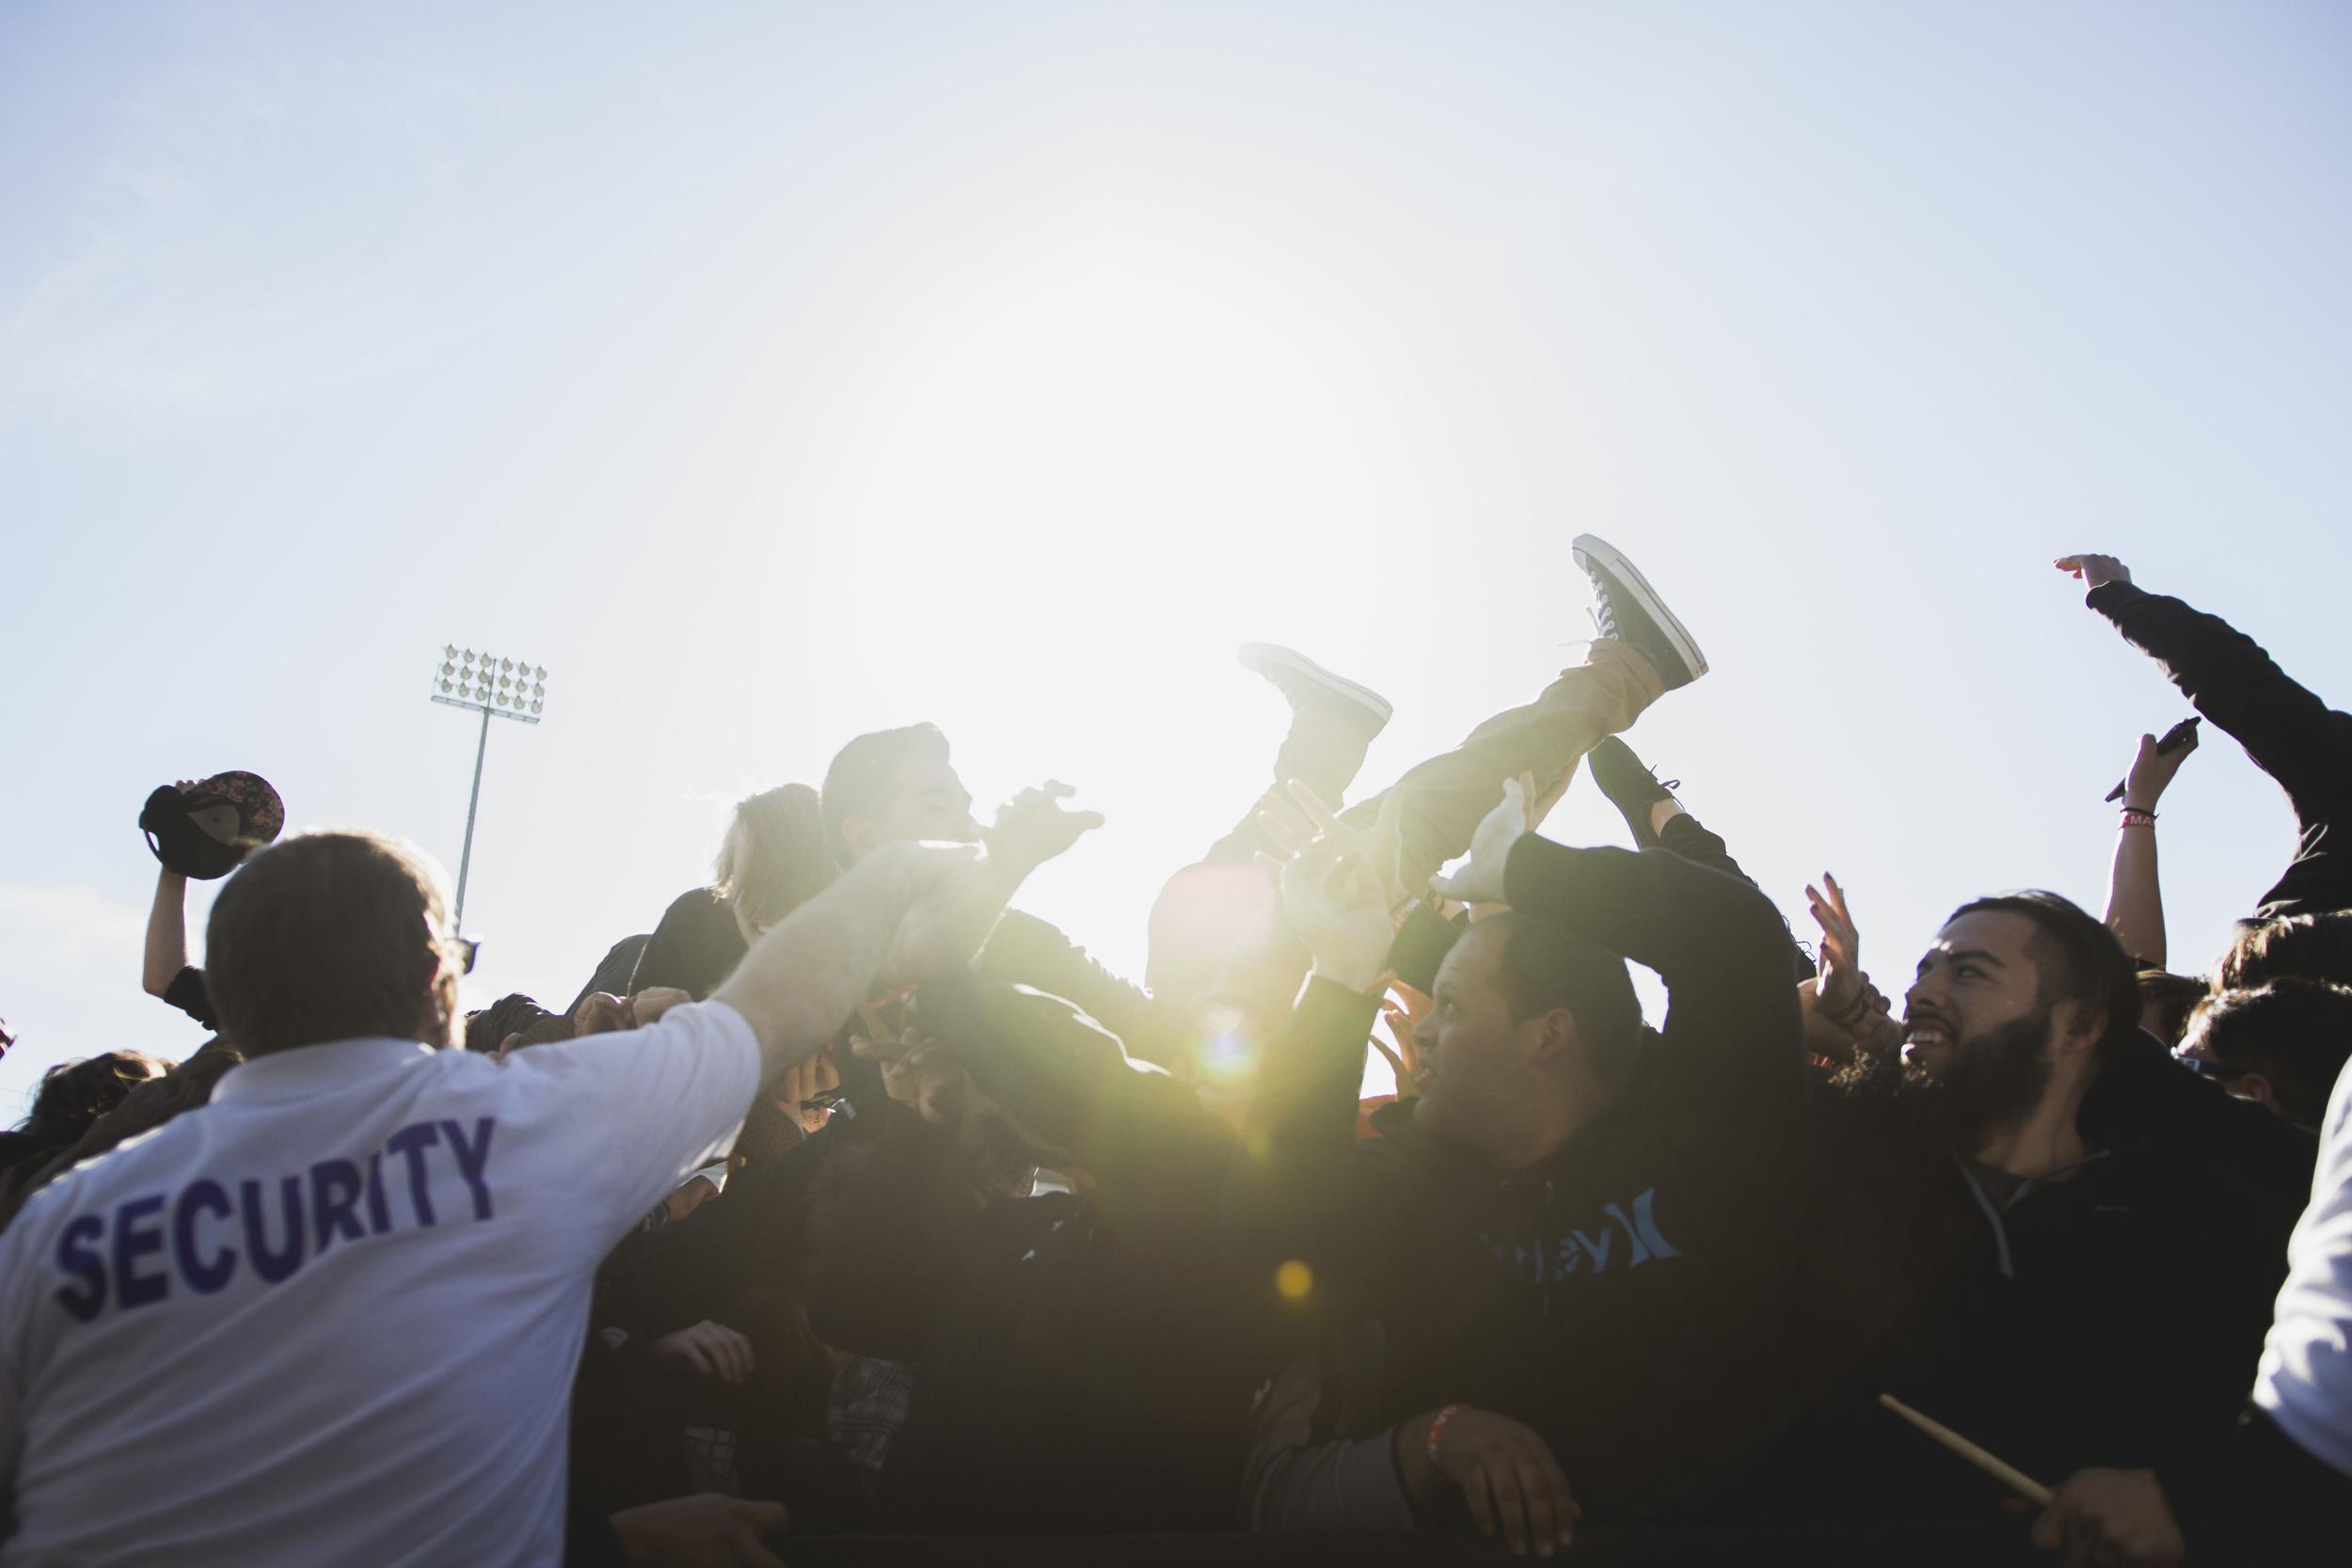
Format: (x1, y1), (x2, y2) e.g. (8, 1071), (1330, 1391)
(1789, 1029), (2311, 1523)
(1248, 836), (1820, 1525)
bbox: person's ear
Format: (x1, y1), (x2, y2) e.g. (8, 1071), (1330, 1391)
(2228, 1072), (2275, 1110)
(2047, 998), (2106, 1062)
(1524, 1006), (1578, 1065)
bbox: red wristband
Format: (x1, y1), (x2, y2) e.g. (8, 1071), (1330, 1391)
(2120, 808), (2157, 829)
(1424, 1402), (1470, 1468)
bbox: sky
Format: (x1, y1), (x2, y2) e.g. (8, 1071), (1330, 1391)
(4, 0), (2348, 1117)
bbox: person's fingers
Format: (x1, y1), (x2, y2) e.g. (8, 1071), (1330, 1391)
(680, 1339), (715, 1378)
(729, 1500), (790, 1533)
(575, 993), (628, 1038)
(1370, 1037), (1405, 1078)
(1285, 779), (1346, 834)
(1515, 1461), (1557, 1557)
(2031, 1497), (2070, 1550)
(2055, 555), (2084, 574)
(1542, 1453), (1581, 1534)
(1490, 1461), (1534, 1555)
(849, 1034), (903, 1063)
(1259, 800), (1311, 847)
(1318, 849), (1365, 902)
(1460, 1464), (1499, 1539)
(1040, 779), (1074, 799)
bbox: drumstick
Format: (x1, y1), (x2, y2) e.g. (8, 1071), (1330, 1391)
(1878, 1393), (2055, 1506)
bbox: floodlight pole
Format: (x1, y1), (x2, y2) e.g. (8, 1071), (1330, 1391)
(452, 705), (493, 934)
(430, 646), (549, 942)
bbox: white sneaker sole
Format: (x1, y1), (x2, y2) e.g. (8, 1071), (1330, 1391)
(1568, 534), (1708, 681)
(1237, 642), (1395, 725)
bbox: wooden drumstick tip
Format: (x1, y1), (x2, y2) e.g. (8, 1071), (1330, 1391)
(1878, 1392), (2056, 1507)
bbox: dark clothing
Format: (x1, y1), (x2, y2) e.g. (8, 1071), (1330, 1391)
(656, 981), (1302, 1532)
(2089, 578), (2352, 921)
(2168, 1405), (2352, 1562)
(1255, 837), (1820, 1523)
(160, 965), (216, 1031)
(1387, 899), (1468, 995)
(1791, 1039), (2310, 1522)
(977, 911), (1187, 1071)
(571, 934), (651, 1013)
(636, 985), (1280, 1532)
(632, 889), (749, 1000)
(1658, 814), (1817, 982)
(874, 985), (1283, 1532)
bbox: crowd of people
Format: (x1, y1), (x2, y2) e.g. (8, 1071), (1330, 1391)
(2, 536), (2347, 1566)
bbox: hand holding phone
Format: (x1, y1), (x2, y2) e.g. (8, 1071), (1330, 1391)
(2106, 718), (2201, 803)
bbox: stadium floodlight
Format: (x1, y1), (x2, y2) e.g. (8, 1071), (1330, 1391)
(429, 645), (551, 936)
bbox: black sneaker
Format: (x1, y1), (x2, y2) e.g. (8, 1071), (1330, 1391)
(1586, 736), (1680, 850)
(1237, 642), (1393, 736)
(1570, 534), (1708, 691)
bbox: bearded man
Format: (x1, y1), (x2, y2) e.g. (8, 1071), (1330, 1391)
(1802, 890), (2308, 1532)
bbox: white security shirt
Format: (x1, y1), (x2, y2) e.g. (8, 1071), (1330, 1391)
(2254, 1055), (2352, 1478)
(0, 1000), (761, 1567)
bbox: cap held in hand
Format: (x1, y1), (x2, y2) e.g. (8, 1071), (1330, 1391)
(139, 770), (286, 880)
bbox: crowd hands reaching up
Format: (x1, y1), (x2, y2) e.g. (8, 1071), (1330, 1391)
(4, 539), (2350, 1567)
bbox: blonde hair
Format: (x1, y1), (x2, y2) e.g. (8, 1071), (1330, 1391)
(713, 784), (834, 941)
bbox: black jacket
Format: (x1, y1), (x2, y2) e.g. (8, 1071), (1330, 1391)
(1248, 836), (1821, 1524)
(1790, 1031), (2311, 1520)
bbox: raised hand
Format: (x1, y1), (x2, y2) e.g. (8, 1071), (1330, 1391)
(2121, 725), (2199, 812)
(653, 1320), (756, 1386)
(1259, 783), (1415, 911)
(2055, 554), (2132, 591)
(1277, 833), (1392, 993)
(985, 780), (1105, 876)
(1806, 874), (1899, 1049)
(1428, 773), (1536, 908)
(1370, 980), (1430, 1090)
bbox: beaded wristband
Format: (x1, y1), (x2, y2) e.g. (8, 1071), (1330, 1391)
(1425, 1402), (1470, 1467)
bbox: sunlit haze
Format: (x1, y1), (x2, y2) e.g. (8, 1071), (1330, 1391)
(5, 1), (2348, 1115)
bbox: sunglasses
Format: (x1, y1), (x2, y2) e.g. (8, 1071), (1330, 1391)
(2173, 1051), (2238, 1082)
